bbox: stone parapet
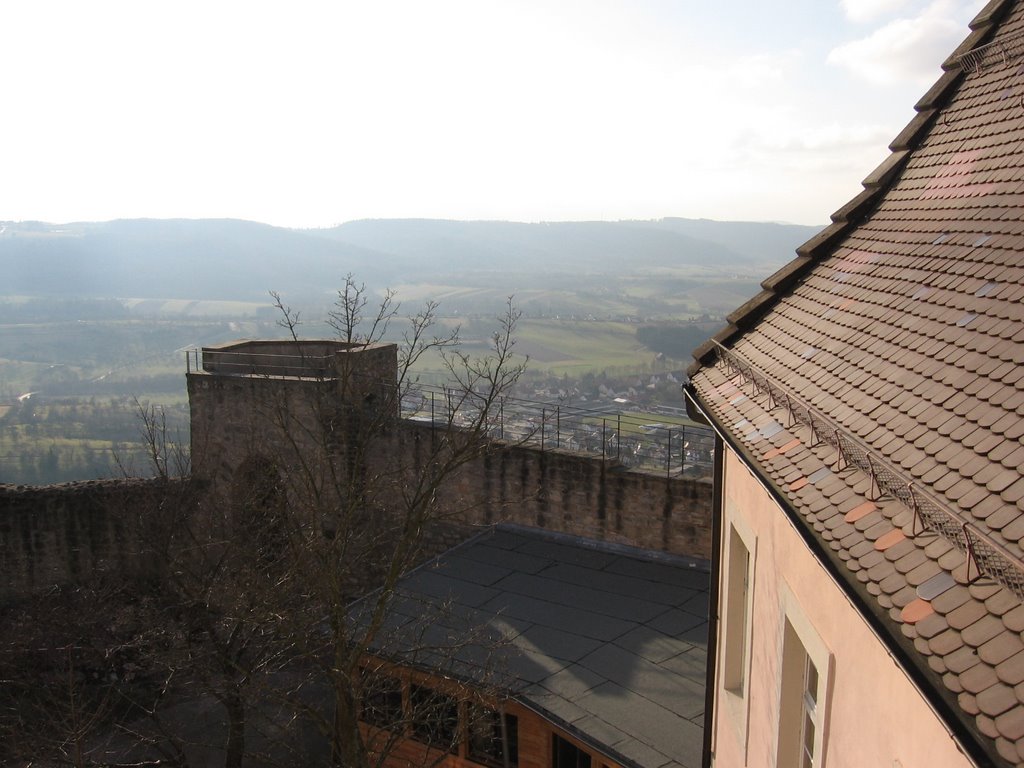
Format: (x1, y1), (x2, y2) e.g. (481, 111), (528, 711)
(0, 478), (179, 603)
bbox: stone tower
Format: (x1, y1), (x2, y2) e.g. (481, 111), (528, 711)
(187, 339), (398, 495)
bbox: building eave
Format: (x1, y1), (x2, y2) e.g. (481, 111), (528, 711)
(684, 382), (1000, 768)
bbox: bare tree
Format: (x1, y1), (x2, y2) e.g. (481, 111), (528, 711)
(2, 282), (527, 768)
(325, 273), (398, 346)
(0, 577), (191, 768)
(129, 404), (296, 768)
(255, 281), (527, 767)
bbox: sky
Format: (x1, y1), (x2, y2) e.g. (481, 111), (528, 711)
(1, 0), (987, 229)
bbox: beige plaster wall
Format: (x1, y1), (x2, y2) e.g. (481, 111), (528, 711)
(712, 447), (973, 768)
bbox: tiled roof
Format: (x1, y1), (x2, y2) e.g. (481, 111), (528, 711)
(687, 0), (1024, 764)
(352, 525), (710, 768)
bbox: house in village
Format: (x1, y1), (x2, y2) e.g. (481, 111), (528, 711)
(685, 1), (1024, 766)
(350, 525), (710, 768)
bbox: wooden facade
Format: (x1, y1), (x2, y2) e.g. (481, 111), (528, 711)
(360, 662), (624, 768)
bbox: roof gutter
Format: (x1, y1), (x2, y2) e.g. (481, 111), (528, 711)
(702, 430), (724, 768)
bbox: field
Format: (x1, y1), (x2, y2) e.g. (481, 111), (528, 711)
(0, 272), (740, 484)
(0, 310), (276, 483)
(516, 319), (654, 373)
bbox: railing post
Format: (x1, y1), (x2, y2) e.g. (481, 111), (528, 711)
(602, 418), (607, 463)
(541, 408), (546, 452)
(834, 428), (845, 471)
(865, 453), (879, 500)
(431, 391), (435, 427)
(666, 428), (672, 478)
(616, 414), (621, 462)
(500, 399), (504, 441)
(963, 523), (977, 583)
(556, 406), (561, 449)
(909, 484), (922, 536)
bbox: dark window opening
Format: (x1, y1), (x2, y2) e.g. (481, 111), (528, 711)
(553, 734), (591, 768)
(409, 683), (459, 753)
(360, 673), (404, 731)
(468, 704), (518, 767)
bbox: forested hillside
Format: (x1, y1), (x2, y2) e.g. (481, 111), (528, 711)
(1, 217), (819, 302)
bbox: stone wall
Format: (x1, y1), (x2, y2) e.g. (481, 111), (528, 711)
(399, 422), (713, 558)
(188, 340), (400, 489)
(188, 369), (336, 488)
(187, 339), (714, 562)
(2, 339), (712, 604)
(0, 479), (169, 603)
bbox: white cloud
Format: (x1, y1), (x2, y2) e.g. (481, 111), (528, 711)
(840, 0), (913, 23)
(829, 0), (987, 85)
(745, 122), (896, 153)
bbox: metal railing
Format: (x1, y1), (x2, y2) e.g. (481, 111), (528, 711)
(710, 340), (1024, 601)
(186, 348), (338, 378)
(952, 30), (1024, 74)
(185, 347), (714, 479)
(400, 384), (714, 478)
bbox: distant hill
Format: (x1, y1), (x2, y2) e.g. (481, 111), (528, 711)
(0, 219), (392, 302)
(315, 218), (820, 277)
(0, 217), (821, 303)
(622, 218), (821, 265)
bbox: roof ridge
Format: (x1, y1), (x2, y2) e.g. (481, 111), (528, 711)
(687, 0), (1013, 379)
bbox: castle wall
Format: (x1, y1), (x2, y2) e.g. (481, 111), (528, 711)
(0, 479), (167, 603)
(2, 340), (713, 603)
(188, 369), (336, 488)
(400, 422), (713, 558)
(187, 361), (713, 560)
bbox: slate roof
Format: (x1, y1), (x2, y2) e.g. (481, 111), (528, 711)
(355, 525), (710, 768)
(686, 0), (1024, 764)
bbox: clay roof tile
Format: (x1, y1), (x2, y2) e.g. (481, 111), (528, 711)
(686, 2), (1024, 762)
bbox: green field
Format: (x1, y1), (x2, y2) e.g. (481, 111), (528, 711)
(516, 319), (655, 374)
(0, 282), (727, 484)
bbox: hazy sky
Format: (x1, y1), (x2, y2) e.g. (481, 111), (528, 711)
(2, 0), (985, 228)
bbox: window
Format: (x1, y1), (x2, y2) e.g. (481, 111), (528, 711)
(776, 587), (832, 768)
(467, 704), (518, 767)
(409, 683), (459, 753)
(719, 510), (757, 758)
(799, 655), (820, 768)
(723, 524), (751, 695)
(552, 734), (591, 768)
(360, 673), (403, 730)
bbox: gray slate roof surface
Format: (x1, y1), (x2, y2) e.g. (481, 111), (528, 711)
(362, 526), (710, 768)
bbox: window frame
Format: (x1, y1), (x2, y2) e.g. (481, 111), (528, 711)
(408, 682), (460, 754)
(552, 733), (592, 768)
(723, 523), (752, 696)
(776, 582), (833, 768)
(466, 703), (518, 767)
(720, 503), (757, 755)
(358, 670), (405, 732)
